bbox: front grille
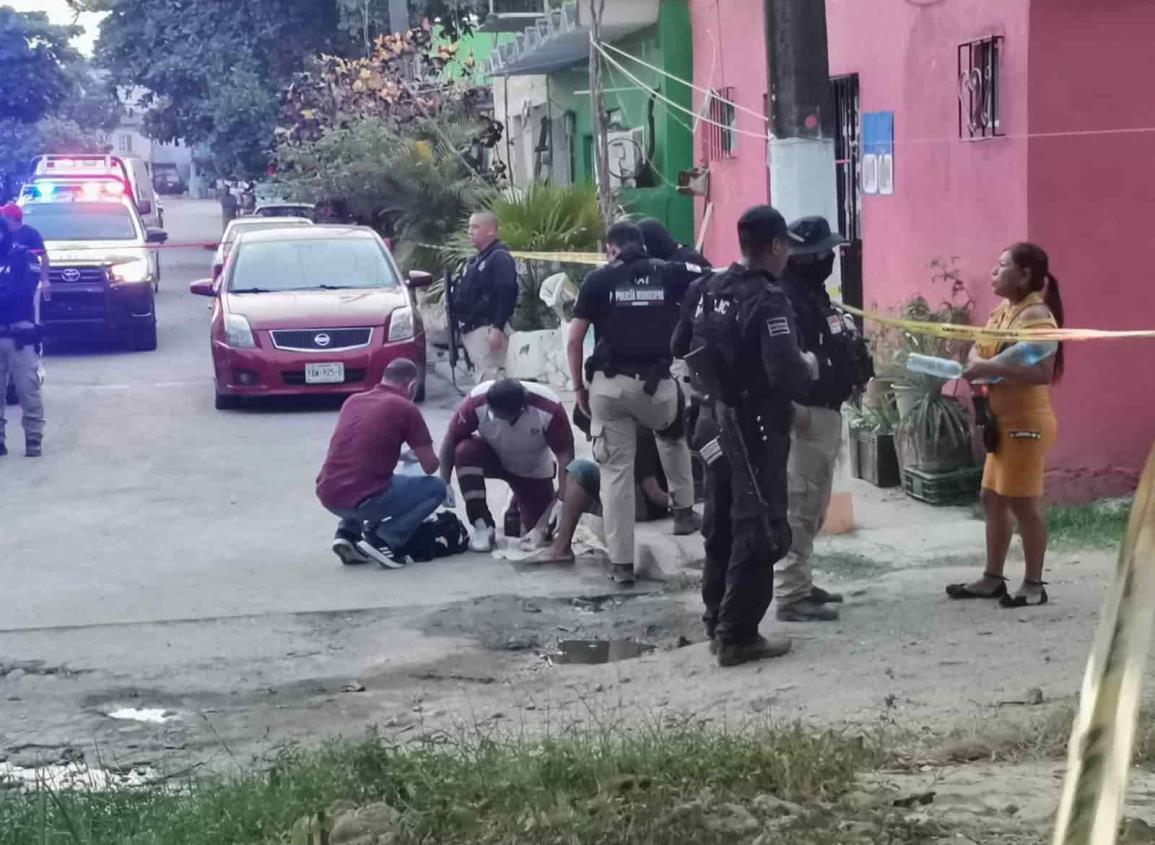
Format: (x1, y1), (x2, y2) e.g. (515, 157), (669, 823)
(282, 368), (366, 386)
(50, 266), (108, 285)
(269, 328), (372, 351)
(42, 291), (107, 321)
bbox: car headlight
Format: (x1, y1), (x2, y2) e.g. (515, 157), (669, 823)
(109, 258), (151, 284)
(224, 314), (256, 348)
(387, 306), (415, 341)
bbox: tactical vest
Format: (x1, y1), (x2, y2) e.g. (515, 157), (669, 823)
(690, 268), (792, 433)
(594, 257), (680, 373)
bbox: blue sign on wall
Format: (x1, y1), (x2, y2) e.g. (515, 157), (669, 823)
(861, 111), (894, 196)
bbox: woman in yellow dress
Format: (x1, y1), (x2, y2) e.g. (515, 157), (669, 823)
(946, 243), (1065, 607)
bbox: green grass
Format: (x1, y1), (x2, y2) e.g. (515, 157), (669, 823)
(1046, 498), (1131, 549)
(0, 724), (879, 845)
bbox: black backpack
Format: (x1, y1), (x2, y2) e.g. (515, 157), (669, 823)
(394, 511), (470, 562)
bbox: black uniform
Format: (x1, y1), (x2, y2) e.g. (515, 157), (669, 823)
(677, 263), (813, 644)
(780, 260), (873, 410)
(574, 245), (696, 387)
(453, 240), (519, 334)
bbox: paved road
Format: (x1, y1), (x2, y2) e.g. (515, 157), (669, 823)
(1, 198), (590, 632)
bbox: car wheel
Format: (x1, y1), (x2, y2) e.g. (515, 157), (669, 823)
(414, 375), (426, 403)
(214, 388), (240, 410)
(129, 324), (158, 352)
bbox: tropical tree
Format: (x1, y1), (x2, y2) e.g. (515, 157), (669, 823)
(275, 115), (496, 271)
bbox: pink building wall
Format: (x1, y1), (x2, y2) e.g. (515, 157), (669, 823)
(1027, 0), (1155, 498)
(825, 0), (1030, 319)
(688, 0), (769, 264)
(688, 0), (1154, 498)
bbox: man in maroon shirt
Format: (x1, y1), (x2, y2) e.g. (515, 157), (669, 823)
(316, 358), (448, 568)
(439, 378), (574, 553)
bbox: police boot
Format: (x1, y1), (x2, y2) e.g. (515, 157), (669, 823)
(717, 634), (792, 668)
(810, 584), (844, 604)
(25, 437), (41, 458)
(673, 507), (701, 536)
(0, 440), (7, 457)
(776, 599), (839, 622)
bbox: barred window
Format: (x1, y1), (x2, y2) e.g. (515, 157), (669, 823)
(704, 87), (737, 160)
(958, 36), (1003, 140)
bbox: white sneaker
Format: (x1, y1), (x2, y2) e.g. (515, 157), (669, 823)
(469, 519), (496, 553)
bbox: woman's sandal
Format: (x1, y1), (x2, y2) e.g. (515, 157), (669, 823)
(946, 573), (1008, 600)
(1000, 580), (1048, 608)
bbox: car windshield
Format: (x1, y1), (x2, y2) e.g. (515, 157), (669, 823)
(223, 220), (309, 245)
(229, 237), (398, 292)
(21, 202), (138, 241)
(256, 206), (310, 218)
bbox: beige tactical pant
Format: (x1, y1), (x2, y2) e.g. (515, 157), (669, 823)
(0, 323), (45, 445)
(588, 372), (694, 565)
(775, 404), (843, 605)
(462, 325), (509, 384)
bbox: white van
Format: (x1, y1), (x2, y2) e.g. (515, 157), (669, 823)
(30, 155), (163, 230)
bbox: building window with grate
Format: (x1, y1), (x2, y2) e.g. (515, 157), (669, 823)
(117, 133), (133, 153)
(704, 87), (737, 160)
(958, 35), (1003, 140)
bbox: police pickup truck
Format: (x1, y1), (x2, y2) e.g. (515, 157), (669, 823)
(19, 186), (167, 351)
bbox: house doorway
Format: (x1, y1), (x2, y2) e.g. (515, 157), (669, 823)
(831, 74), (862, 316)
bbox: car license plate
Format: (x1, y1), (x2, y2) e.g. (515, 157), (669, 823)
(305, 362), (344, 384)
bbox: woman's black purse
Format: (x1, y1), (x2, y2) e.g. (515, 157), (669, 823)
(972, 390), (999, 454)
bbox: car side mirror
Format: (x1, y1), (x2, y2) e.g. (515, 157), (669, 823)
(203, 243), (218, 251)
(137, 200), (153, 215)
(147, 228), (168, 244)
(407, 270), (433, 289)
(189, 279), (216, 297)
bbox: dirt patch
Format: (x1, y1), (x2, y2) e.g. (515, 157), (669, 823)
(418, 592), (706, 655)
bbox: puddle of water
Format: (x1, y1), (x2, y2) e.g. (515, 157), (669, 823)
(106, 707), (177, 724)
(0, 762), (158, 792)
(550, 639), (654, 665)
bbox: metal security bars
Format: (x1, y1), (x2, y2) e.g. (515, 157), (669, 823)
(704, 87), (737, 160)
(958, 35), (1003, 140)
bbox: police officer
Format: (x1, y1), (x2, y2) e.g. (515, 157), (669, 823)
(775, 217), (874, 621)
(568, 222), (697, 584)
(0, 222), (45, 457)
(453, 211), (519, 384)
(674, 205), (817, 667)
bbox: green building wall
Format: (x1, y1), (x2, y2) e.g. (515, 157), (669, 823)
(546, 0), (695, 243)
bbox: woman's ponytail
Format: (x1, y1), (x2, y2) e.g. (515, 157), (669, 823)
(1008, 242), (1065, 383)
(1043, 271), (1065, 382)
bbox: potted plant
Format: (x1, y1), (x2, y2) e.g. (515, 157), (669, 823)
(847, 387), (901, 488)
(874, 259), (983, 503)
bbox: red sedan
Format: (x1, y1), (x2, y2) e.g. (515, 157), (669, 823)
(190, 226), (431, 409)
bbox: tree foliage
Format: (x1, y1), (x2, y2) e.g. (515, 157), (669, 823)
(0, 6), (81, 124)
(275, 115), (496, 270)
(74, 0), (345, 177)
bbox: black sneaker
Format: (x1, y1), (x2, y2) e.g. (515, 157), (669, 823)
(717, 634), (792, 667)
(356, 533), (408, 569)
(610, 563), (636, 585)
(332, 531), (372, 566)
(25, 438), (41, 458)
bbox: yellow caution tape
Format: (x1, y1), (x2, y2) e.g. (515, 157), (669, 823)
(1052, 443), (1155, 845)
(433, 246), (1155, 342)
(838, 303), (1155, 344)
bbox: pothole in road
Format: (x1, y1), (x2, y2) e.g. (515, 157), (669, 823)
(547, 639), (656, 665)
(420, 592), (703, 654)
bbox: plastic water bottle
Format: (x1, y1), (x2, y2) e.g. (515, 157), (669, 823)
(906, 353), (963, 380)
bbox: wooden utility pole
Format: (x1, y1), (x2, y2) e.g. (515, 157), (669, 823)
(588, 0), (614, 226)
